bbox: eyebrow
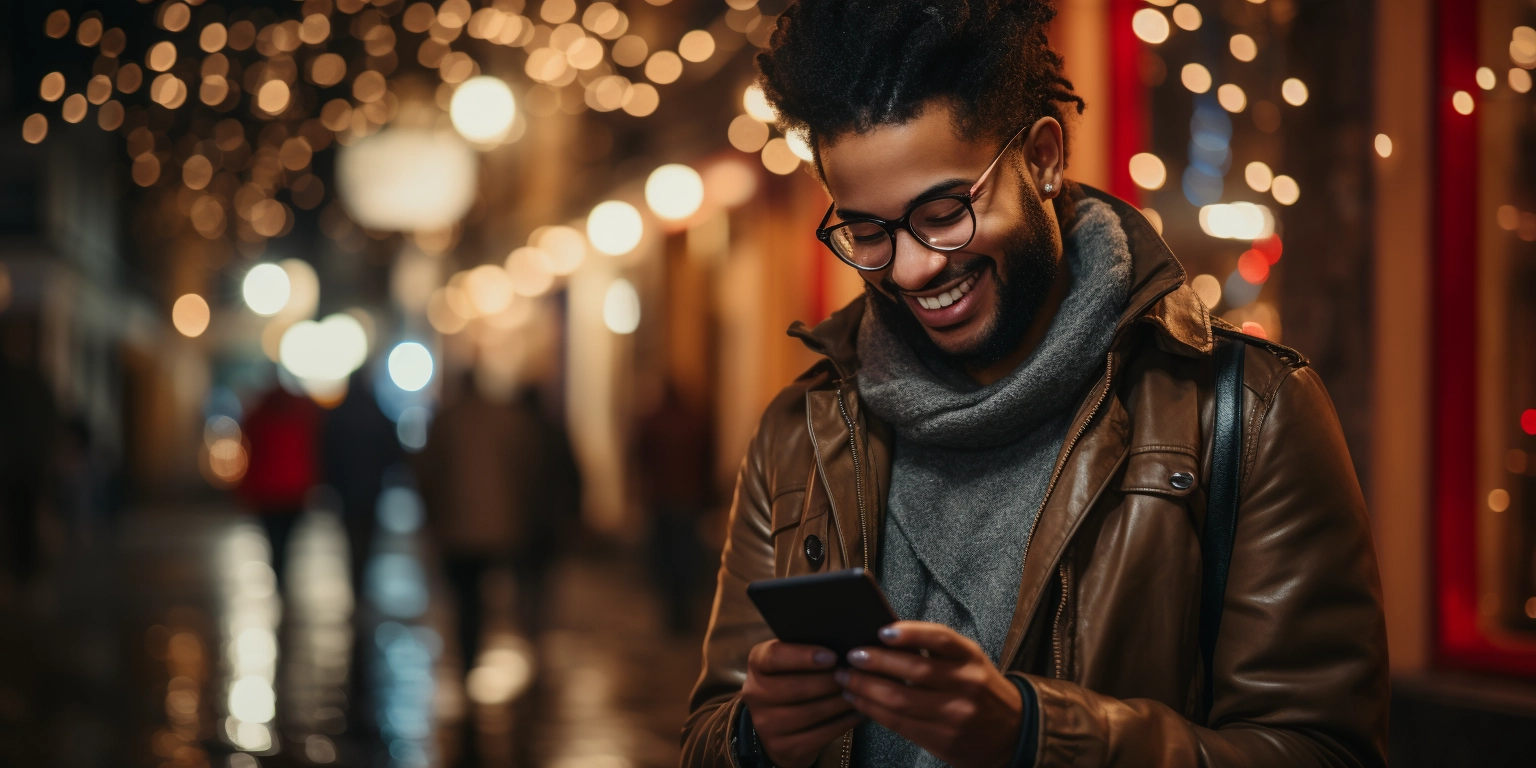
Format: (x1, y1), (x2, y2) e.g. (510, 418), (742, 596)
(833, 177), (972, 221)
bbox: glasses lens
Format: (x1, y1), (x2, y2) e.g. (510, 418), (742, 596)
(828, 221), (892, 268)
(911, 197), (975, 250)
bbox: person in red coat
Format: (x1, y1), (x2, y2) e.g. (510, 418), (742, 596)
(239, 387), (323, 589)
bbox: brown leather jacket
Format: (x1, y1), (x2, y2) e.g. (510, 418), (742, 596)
(682, 186), (1389, 768)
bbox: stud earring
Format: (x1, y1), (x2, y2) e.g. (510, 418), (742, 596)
(1042, 182), (1055, 194)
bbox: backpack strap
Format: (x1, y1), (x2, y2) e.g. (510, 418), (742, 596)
(1200, 336), (1245, 719)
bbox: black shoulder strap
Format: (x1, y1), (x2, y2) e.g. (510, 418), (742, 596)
(1200, 336), (1245, 719)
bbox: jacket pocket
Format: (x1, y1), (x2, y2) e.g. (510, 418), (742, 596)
(1117, 445), (1201, 499)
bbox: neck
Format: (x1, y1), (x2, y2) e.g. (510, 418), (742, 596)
(963, 263), (1073, 386)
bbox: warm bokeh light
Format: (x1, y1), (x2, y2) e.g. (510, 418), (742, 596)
(465, 264), (515, 315)
(1497, 205), (1520, 231)
(645, 164), (705, 221)
(1488, 489), (1511, 513)
(1451, 90), (1474, 115)
(1240, 321), (1268, 340)
(1191, 274), (1223, 308)
(1131, 9), (1171, 45)
(532, 225), (587, 275)
(1271, 175), (1300, 205)
(1374, 134), (1393, 158)
(1281, 78), (1309, 106)
(337, 129), (478, 232)
(761, 138), (800, 175)
(40, 72), (65, 102)
(1245, 161), (1274, 192)
(612, 35), (648, 67)
(148, 41), (178, 72)
(242, 264), (291, 316)
(1229, 34), (1257, 62)
(1253, 233), (1284, 264)
(1199, 202), (1274, 240)
(703, 159), (758, 209)
(278, 313), (368, 383)
(387, 342), (434, 392)
(505, 247), (556, 296)
(645, 51), (683, 85)
(1476, 67), (1496, 90)
(1171, 3), (1202, 31)
(622, 83), (660, 117)
(1140, 207), (1164, 235)
(587, 201), (644, 256)
(172, 294), (211, 338)
(22, 114), (47, 144)
(200, 22), (227, 52)
(1511, 68), (1534, 94)
(729, 114), (770, 153)
(450, 76), (518, 144)
(279, 259), (321, 320)
(1217, 83), (1247, 113)
(1237, 250), (1270, 284)
(1181, 63), (1212, 94)
(786, 129), (815, 162)
(742, 84), (778, 122)
(678, 30), (715, 63)
(1128, 153), (1167, 190)
(603, 278), (641, 334)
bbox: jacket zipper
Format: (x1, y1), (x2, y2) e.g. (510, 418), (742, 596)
(1052, 561), (1071, 679)
(835, 385), (870, 571)
(1014, 351), (1113, 670)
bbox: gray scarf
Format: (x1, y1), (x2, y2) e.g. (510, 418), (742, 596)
(851, 198), (1131, 768)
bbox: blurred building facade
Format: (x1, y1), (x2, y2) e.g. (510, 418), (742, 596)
(2, 0), (1536, 766)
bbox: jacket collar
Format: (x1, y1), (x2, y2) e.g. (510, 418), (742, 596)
(789, 183), (1213, 376)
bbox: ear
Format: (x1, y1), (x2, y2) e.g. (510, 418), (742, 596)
(1022, 117), (1065, 200)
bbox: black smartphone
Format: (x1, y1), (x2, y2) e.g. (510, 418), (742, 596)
(746, 568), (899, 658)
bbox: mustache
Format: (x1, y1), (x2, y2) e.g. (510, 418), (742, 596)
(879, 257), (993, 297)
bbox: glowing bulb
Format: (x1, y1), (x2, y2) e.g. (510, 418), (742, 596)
(602, 278), (640, 334)
(172, 293), (211, 338)
(742, 84), (777, 122)
(1132, 9), (1170, 45)
(242, 263), (291, 316)
(388, 342), (434, 392)
(587, 200), (643, 256)
(1128, 153), (1166, 190)
(645, 164), (705, 221)
(450, 76), (517, 144)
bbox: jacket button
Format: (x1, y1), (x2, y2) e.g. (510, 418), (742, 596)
(1170, 472), (1194, 490)
(804, 534), (824, 567)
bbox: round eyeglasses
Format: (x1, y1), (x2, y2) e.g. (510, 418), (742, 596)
(815, 123), (1030, 272)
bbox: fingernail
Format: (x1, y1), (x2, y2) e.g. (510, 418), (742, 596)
(843, 690), (857, 703)
(878, 626), (899, 641)
(834, 669), (850, 686)
(813, 649), (836, 666)
(847, 649), (870, 666)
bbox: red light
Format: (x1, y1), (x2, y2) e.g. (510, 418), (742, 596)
(1237, 250), (1270, 283)
(1241, 321), (1269, 340)
(1253, 233), (1283, 264)
(1522, 409), (1536, 435)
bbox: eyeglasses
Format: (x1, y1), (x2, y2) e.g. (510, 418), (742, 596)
(815, 124), (1030, 271)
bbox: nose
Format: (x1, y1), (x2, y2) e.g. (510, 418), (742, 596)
(887, 229), (948, 292)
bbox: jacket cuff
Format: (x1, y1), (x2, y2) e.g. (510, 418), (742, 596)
(1007, 673), (1040, 768)
(733, 698), (768, 768)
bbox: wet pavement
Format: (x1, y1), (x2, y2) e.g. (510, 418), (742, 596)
(0, 500), (709, 768)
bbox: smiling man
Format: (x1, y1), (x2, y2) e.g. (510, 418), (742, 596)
(682, 2), (1388, 768)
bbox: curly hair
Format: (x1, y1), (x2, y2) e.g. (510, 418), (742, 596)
(757, 0), (1085, 164)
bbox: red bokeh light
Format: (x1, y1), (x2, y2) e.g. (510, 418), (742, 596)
(1241, 321), (1268, 340)
(1237, 250), (1270, 284)
(1253, 233), (1283, 264)
(1522, 409), (1536, 435)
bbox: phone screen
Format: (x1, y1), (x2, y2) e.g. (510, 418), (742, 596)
(746, 568), (899, 657)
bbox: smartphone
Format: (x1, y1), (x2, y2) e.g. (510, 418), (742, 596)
(746, 568), (899, 658)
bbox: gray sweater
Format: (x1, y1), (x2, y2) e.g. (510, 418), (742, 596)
(852, 198), (1132, 767)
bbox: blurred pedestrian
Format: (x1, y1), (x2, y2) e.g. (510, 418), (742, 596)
(416, 375), (579, 675)
(322, 371), (404, 594)
(637, 382), (713, 633)
(239, 387), (322, 590)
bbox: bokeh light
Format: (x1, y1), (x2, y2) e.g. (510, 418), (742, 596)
(587, 200), (644, 256)
(1271, 175), (1300, 205)
(387, 342), (434, 392)
(531, 225), (587, 275)
(1199, 202), (1274, 240)
(1171, 3), (1202, 31)
(1181, 63), (1212, 94)
(1132, 9), (1171, 45)
(1451, 90), (1474, 115)
(603, 278), (641, 334)
(1374, 134), (1393, 158)
(1281, 78), (1309, 106)
(465, 264), (515, 315)
(279, 314), (369, 383)
(1230, 34), (1257, 62)
(1190, 274), (1223, 308)
(450, 76), (518, 144)
(1245, 161), (1274, 192)
(173, 294), (211, 338)
(742, 84), (777, 122)
(761, 138), (800, 175)
(1128, 153), (1167, 190)
(645, 164), (705, 221)
(242, 264), (291, 316)
(1217, 83), (1247, 113)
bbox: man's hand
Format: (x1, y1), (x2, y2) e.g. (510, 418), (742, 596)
(742, 640), (863, 768)
(836, 621), (1024, 768)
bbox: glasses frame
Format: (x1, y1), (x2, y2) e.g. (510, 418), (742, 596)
(815, 123), (1032, 271)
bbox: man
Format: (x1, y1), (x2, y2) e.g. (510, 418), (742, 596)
(682, 2), (1388, 768)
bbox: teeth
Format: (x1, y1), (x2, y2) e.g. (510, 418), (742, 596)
(916, 276), (978, 311)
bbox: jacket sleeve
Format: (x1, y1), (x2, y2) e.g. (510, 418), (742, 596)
(680, 411), (782, 768)
(1024, 364), (1390, 768)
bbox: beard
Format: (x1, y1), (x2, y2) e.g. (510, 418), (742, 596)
(867, 186), (1060, 370)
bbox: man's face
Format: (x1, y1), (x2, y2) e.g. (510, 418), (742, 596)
(819, 105), (1064, 366)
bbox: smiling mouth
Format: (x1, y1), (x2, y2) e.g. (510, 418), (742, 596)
(909, 272), (980, 310)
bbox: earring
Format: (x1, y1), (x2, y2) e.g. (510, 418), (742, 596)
(1042, 182), (1055, 194)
